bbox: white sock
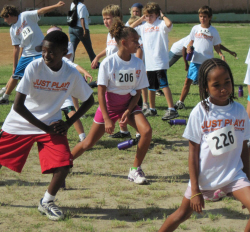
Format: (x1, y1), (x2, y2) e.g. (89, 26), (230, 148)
(178, 100), (183, 103)
(42, 190), (55, 203)
(2, 93), (9, 99)
(136, 133), (141, 138)
(79, 133), (86, 141)
(150, 108), (156, 111)
(1, 87), (6, 90)
(169, 107), (175, 111)
(120, 130), (129, 134)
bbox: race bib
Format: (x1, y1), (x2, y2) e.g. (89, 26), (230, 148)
(115, 69), (136, 87)
(22, 26), (33, 40)
(206, 125), (237, 156)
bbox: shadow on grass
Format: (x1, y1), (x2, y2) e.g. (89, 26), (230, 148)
(0, 179), (49, 187)
(151, 138), (189, 148)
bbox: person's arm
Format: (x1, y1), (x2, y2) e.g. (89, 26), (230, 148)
(13, 92), (64, 134)
(119, 90), (141, 127)
(98, 85), (114, 134)
(37, 1), (65, 15)
(13, 45), (20, 74)
(186, 40), (194, 54)
(189, 140), (204, 214)
(160, 10), (172, 28)
(75, 65), (93, 82)
(64, 54), (72, 60)
(220, 44), (237, 58)
(136, 47), (143, 60)
(247, 85), (250, 119)
(130, 15), (145, 28)
(182, 46), (189, 71)
(72, 96), (80, 111)
(80, 18), (87, 37)
(214, 44), (226, 61)
(91, 48), (106, 69)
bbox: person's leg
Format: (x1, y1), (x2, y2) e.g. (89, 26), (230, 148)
(159, 197), (193, 232)
(127, 112), (152, 167)
(162, 86), (174, 108)
(69, 27), (80, 54)
(71, 122), (105, 160)
(78, 29), (96, 62)
(232, 187), (250, 232)
(179, 78), (193, 102)
(5, 78), (18, 95)
(142, 87), (149, 112)
(247, 87), (250, 119)
(148, 90), (156, 109)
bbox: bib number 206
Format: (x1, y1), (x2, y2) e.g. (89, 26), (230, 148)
(119, 73), (133, 83)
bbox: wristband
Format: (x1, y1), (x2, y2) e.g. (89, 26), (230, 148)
(190, 192), (202, 200)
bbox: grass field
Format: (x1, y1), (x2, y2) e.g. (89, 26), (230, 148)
(0, 23), (250, 232)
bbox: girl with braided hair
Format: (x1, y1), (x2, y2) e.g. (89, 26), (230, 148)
(159, 58), (250, 232)
(71, 18), (152, 184)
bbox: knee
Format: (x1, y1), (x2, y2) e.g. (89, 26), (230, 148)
(174, 209), (192, 223)
(140, 125), (152, 139)
(80, 137), (94, 151)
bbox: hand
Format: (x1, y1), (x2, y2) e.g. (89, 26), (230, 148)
(187, 46), (192, 54)
(119, 110), (130, 128)
(56, 1), (65, 7)
(229, 51), (237, 57)
(91, 57), (99, 69)
(160, 10), (164, 18)
(190, 193), (204, 214)
(104, 118), (115, 134)
(47, 120), (69, 136)
(185, 63), (189, 71)
(83, 71), (93, 82)
(83, 30), (88, 38)
(221, 55), (226, 62)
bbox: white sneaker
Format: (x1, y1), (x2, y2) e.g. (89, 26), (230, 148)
(0, 88), (6, 96)
(128, 167), (147, 184)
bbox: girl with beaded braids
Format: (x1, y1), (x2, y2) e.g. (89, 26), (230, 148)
(159, 58), (250, 232)
(71, 18), (152, 185)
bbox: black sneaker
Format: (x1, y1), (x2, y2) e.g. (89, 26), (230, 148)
(156, 89), (164, 96)
(144, 109), (157, 117)
(110, 131), (131, 139)
(162, 109), (179, 120)
(38, 198), (64, 221)
(174, 101), (186, 110)
(0, 98), (9, 105)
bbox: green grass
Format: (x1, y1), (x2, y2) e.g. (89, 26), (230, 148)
(0, 23), (250, 231)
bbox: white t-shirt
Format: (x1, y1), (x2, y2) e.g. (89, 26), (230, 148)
(70, 2), (89, 29)
(183, 99), (250, 190)
(10, 10), (44, 57)
(244, 47), (250, 85)
(170, 35), (190, 56)
(189, 24), (221, 64)
(106, 33), (118, 57)
(135, 18), (172, 71)
(67, 42), (74, 62)
(98, 52), (149, 95)
(2, 58), (93, 135)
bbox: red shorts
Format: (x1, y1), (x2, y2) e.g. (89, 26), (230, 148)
(0, 131), (73, 174)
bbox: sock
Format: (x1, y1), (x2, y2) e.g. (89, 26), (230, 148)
(42, 190), (55, 203)
(178, 100), (183, 103)
(2, 93), (9, 99)
(131, 167), (138, 171)
(150, 108), (156, 111)
(1, 87), (6, 90)
(135, 133), (141, 138)
(120, 130), (129, 134)
(79, 133), (86, 141)
(169, 107), (175, 111)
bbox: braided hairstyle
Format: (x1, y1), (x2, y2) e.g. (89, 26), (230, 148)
(198, 58), (235, 112)
(109, 17), (138, 45)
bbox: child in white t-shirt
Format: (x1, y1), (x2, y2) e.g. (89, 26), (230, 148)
(130, 2), (179, 120)
(244, 47), (250, 118)
(174, 6), (224, 110)
(0, 1), (65, 105)
(72, 18), (152, 185)
(159, 58), (250, 232)
(0, 31), (94, 221)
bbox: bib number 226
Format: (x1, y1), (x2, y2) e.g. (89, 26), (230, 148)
(212, 131), (234, 150)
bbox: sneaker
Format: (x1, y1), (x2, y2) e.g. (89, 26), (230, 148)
(205, 189), (226, 202)
(156, 89), (164, 96)
(38, 198), (65, 221)
(174, 101), (186, 110)
(128, 167), (147, 184)
(0, 97), (9, 105)
(142, 103), (149, 113)
(109, 131), (131, 139)
(162, 109), (179, 121)
(0, 88), (6, 96)
(144, 109), (157, 117)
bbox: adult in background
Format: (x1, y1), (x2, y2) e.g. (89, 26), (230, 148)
(125, 3), (143, 26)
(69, 0), (96, 63)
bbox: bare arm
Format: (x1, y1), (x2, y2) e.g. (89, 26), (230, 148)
(91, 48), (106, 69)
(186, 40), (194, 53)
(241, 140), (250, 179)
(214, 44), (225, 61)
(136, 47), (143, 60)
(160, 11), (172, 28)
(182, 46), (189, 71)
(220, 44), (237, 58)
(130, 15), (145, 28)
(75, 65), (93, 82)
(13, 45), (20, 74)
(80, 18), (87, 37)
(189, 140), (204, 213)
(37, 1), (65, 15)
